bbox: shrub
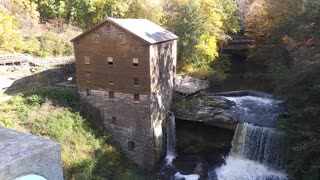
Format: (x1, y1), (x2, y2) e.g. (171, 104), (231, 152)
(26, 94), (45, 107)
(22, 35), (41, 56)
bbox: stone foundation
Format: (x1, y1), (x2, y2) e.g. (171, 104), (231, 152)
(79, 89), (163, 168)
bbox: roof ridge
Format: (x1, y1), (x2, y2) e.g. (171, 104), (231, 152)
(71, 18), (178, 44)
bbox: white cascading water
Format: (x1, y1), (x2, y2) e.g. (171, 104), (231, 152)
(166, 115), (176, 165)
(166, 115), (200, 180)
(224, 96), (283, 127)
(213, 96), (288, 180)
(231, 123), (284, 169)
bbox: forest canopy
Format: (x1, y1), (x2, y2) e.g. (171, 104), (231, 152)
(243, 0), (320, 179)
(0, 0), (240, 78)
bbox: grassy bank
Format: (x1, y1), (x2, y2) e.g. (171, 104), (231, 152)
(0, 87), (147, 179)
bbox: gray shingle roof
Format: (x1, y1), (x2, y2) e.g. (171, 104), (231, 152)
(71, 18), (178, 44)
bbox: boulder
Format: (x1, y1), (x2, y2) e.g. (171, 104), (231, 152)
(172, 94), (239, 130)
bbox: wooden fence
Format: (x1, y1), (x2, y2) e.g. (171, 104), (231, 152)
(0, 54), (75, 67)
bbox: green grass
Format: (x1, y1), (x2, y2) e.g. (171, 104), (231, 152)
(0, 88), (148, 180)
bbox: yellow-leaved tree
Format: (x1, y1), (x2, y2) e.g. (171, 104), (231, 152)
(0, 8), (22, 53)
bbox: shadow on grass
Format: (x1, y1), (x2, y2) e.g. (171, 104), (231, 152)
(4, 64), (75, 96)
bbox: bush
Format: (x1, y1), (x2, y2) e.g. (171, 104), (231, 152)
(26, 94), (45, 107)
(22, 35), (41, 56)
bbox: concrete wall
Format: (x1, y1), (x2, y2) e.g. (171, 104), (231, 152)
(0, 127), (63, 180)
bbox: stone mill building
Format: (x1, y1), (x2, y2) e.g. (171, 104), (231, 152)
(71, 18), (178, 168)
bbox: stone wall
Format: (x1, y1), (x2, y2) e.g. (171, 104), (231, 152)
(150, 40), (177, 161)
(79, 89), (155, 168)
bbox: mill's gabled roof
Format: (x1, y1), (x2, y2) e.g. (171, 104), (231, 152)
(71, 17), (178, 44)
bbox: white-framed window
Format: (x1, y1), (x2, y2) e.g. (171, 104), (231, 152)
(93, 34), (100, 43)
(119, 33), (125, 44)
(107, 56), (113, 65)
(84, 56), (90, 64)
(133, 58), (138, 66)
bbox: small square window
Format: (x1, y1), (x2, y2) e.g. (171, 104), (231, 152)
(111, 116), (116, 124)
(119, 33), (125, 44)
(94, 34), (100, 43)
(84, 56), (90, 64)
(106, 25), (111, 32)
(109, 91), (114, 99)
(108, 57), (113, 65)
(85, 73), (91, 83)
(134, 94), (140, 101)
(133, 77), (139, 85)
(133, 58), (138, 66)
(128, 141), (134, 151)
(86, 89), (91, 96)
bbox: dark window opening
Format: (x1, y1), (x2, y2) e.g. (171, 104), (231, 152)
(108, 57), (113, 65)
(133, 58), (138, 66)
(106, 25), (111, 32)
(133, 77), (139, 85)
(128, 141), (134, 151)
(86, 89), (91, 96)
(111, 116), (116, 124)
(134, 94), (140, 101)
(109, 91), (114, 99)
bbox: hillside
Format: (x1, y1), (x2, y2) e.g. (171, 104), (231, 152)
(0, 66), (148, 179)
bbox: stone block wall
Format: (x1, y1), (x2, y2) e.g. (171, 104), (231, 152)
(79, 89), (156, 168)
(150, 40), (177, 162)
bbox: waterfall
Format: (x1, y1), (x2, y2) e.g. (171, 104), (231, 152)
(214, 157), (287, 180)
(213, 95), (287, 180)
(231, 123), (284, 170)
(166, 115), (176, 165)
(223, 96), (283, 127)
